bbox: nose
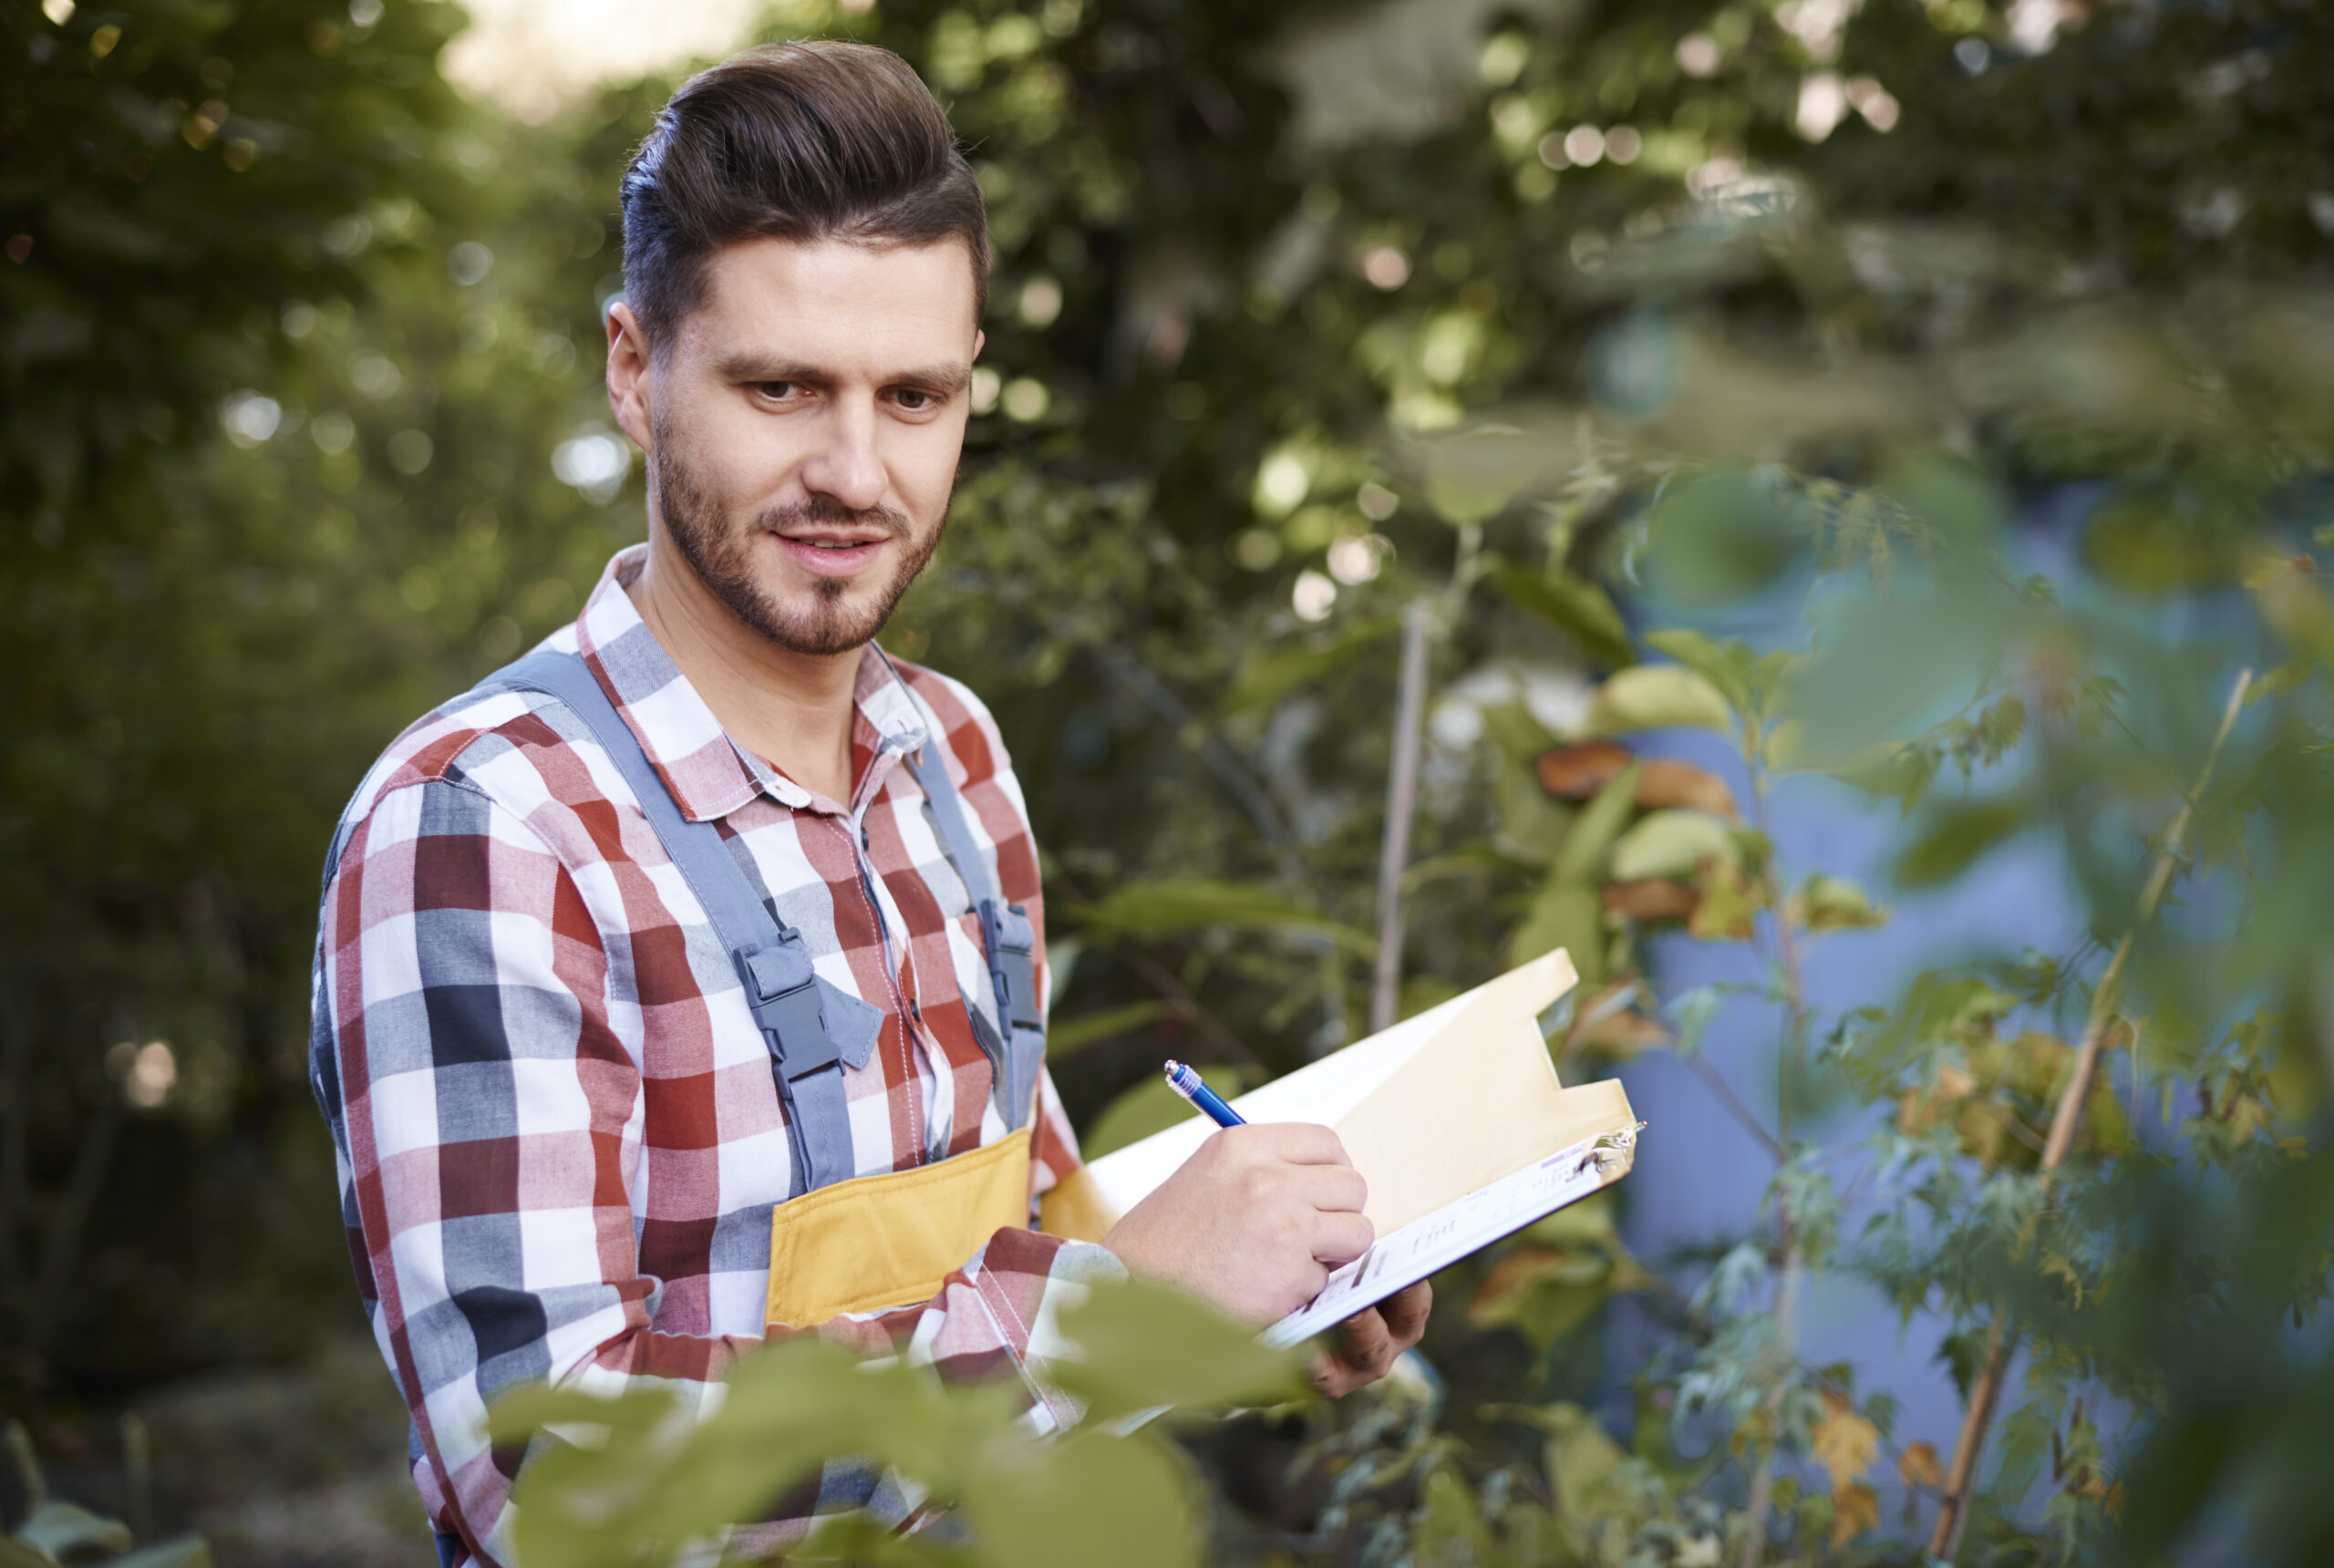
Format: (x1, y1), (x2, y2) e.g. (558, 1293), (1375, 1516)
(797, 396), (888, 514)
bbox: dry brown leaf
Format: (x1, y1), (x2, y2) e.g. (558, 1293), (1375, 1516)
(1602, 877), (1699, 921)
(1573, 1006), (1669, 1054)
(1637, 758), (1739, 819)
(1534, 739), (1633, 798)
(1812, 1390), (1880, 1493)
(1534, 743), (1739, 820)
(1831, 1480), (1880, 1549)
(1898, 1439), (1946, 1491)
(1897, 1064), (1978, 1133)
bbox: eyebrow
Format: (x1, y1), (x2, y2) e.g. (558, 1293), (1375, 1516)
(713, 356), (972, 395)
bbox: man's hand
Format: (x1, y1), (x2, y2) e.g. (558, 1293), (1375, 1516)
(1310, 1280), (1432, 1398)
(1101, 1123), (1372, 1324)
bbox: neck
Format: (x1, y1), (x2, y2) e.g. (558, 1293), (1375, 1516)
(627, 528), (862, 804)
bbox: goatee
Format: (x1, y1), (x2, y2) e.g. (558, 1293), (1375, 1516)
(650, 430), (945, 657)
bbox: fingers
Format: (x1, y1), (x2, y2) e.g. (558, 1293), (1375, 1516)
(1379, 1280), (1432, 1346)
(1338, 1305), (1396, 1374)
(1307, 1349), (1355, 1398)
(1232, 1121), (1354, 1168)
(1309, 1209), (1375, 1266)
(1310, 1305), (1400, 1398)
(1288, 1161), (1369, 1217)
(1308, 1285), (1434, 1399)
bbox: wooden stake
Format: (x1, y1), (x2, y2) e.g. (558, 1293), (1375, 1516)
(1370, 601), (1433, 1036)
(1928, 667), (2251, 1559)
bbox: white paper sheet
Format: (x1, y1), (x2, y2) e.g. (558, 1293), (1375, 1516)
(1259, 1128), (1635, 1350)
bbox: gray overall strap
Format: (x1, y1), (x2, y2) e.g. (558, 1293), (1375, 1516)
(485, 650), (857, 1196)
(895, 691), (1046, 1131)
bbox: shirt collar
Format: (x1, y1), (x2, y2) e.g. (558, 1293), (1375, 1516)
(570, 545), (932, 823)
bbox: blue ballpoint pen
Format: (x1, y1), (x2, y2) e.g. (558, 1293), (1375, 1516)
(1162, 1058), (1246, 1128)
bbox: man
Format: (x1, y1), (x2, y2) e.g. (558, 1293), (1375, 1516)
(311, 40), (1428, 1565)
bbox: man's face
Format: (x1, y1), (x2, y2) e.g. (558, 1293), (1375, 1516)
(611, 236), (981, 656)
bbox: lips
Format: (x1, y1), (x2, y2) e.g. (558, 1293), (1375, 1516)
(772, 530), (892, 578)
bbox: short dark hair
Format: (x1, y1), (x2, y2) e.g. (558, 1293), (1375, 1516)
(619, 41), (989, 353)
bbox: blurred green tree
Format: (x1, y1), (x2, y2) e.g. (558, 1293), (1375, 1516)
(5, 0), (2332, 1563)
(0, 0), (625, 1395)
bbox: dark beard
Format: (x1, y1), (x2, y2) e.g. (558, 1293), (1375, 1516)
(651, 428), (945, 657)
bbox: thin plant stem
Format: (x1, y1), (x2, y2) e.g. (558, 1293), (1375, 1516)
(1366, 523), (1484, 1037)
(1687, 1050), (1789, 1166)
(1928, 666), (2252, 1561)
(1735, 711), (1811, 1568)
(1370, 601), (1433, 1035)
(1114, 943), (1265, 1075)
(1048, 872), (1265, 1074)
(1736, 1221), (1800, 1568)
(1741, 718), (1809, 1141)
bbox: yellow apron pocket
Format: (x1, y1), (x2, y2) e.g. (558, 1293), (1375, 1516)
(765, 1128), (1034, 1329)
(1036, 1165), (1119, 1244)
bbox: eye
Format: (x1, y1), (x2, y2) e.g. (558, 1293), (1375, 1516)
(893, 387), (938, 411)
(752, 380), (803, 401)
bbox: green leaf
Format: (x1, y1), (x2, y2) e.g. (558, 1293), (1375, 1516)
(1493, 1403), (1628, 1514)
(1067, 880), (1375, 958)
(1609, 810), (1740, 882)
(501, 1337), (1029, 1567)
(965, 1428), (1199, 1568)
(1496, 748), (1580, 864)
(1081, 1065), (1245, 1159)
(1507, 878), (1604, 985)
(1643, 628), (1756, 714)
(1582, 664), (1735, 736)
(1042, 1275), (1306, 1422)
(1823, 738), (1942, 811)
(1479, 697), (1559, 761)
(1412, 1469), (1492, 1556)
(1792, 874), (1891, 933)
(1751, 647), (1802, 720)
(1467, 1204), (1643, 1353)
(1423, 425), (1549, 526)
(15, 1502), (133, 1560)
(1224, 614), (1400, 714)
(1553, 761), (1640, 883)
(1489, 563), (1635, 669)
(1045, 1000), (1166, 1057)
(1895, 799), (2029, 886)
(1689, 861), (1761, 942)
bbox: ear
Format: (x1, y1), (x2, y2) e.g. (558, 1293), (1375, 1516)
(606, 301), (654, 454)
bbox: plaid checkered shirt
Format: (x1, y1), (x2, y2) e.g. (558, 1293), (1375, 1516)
(309, 544), (1121, 1565)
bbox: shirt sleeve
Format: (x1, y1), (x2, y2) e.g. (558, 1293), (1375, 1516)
(313, 774), (1123, 1567)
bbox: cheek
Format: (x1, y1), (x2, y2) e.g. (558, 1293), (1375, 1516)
(888, 418), (968, 516)
(670, 416), (788, 513)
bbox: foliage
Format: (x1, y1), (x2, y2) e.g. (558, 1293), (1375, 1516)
(486, 1276), (1301, 1567)
(2, 1420), (208, 1565)
(5, 0), (2332, 1563)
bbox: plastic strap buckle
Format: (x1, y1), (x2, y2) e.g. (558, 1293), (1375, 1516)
(736, 941), (840, 1081)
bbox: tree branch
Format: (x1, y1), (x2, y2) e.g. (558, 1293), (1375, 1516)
(1928, 666), (2252, 1560)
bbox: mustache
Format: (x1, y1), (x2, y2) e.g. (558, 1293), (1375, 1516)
(758, 497), (913, 536)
